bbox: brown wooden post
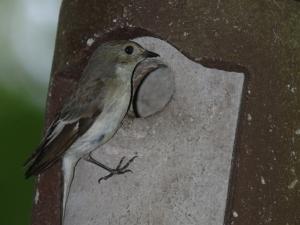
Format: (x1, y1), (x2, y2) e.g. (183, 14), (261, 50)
(32, 1), (300, 224)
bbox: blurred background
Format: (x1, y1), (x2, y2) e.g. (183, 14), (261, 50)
(0, 0), (61, 224)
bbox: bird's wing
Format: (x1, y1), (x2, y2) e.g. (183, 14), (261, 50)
(24, 78), (106, 178)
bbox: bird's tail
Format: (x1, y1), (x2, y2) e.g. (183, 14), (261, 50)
(62, 155), (79, 223)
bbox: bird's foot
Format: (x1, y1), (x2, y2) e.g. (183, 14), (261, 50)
(85, 154), (137, 183)
(98, 156), (137, 183)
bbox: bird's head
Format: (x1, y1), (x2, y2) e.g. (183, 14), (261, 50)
(100, 40), (159, 64)
(88, 40), (160, 80)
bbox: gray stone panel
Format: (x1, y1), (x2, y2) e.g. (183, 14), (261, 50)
(64, 37), (244, 225)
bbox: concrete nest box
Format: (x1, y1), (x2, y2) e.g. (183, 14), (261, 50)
(65, 36), (244, 225)
(32, 1), (300, 225)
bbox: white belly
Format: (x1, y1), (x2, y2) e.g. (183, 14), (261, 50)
(66, 89), (131, 158)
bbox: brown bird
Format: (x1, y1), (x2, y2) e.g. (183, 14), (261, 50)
(24, 40), (159, 219)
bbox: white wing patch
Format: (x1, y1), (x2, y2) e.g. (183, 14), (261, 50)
(45, 119), (78, 146)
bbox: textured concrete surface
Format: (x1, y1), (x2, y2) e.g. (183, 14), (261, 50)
(64, 37), (244, 225)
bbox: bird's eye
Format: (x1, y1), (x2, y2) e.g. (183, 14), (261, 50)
(125, 46), (134, 55)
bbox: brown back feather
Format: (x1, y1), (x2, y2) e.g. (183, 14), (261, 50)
(24, 55), (111, 178)
(25, 122), (79, 178)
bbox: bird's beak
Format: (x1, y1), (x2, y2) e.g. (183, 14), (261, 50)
(143, 50), (160, 58)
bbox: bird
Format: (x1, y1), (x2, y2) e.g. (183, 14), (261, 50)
(24, 40), (160, 219)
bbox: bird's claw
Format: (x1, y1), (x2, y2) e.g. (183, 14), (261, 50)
(98, 155), (137, 183)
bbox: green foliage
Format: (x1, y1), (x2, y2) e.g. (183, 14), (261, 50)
(0, 87), (44, 225)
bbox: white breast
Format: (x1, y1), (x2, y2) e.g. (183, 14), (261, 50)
(67, 86), (131, 157)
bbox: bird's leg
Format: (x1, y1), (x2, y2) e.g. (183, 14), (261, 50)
(85, 153), (138, 183)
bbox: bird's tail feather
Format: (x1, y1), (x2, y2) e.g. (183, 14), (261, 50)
(62, 155), (79, 221)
